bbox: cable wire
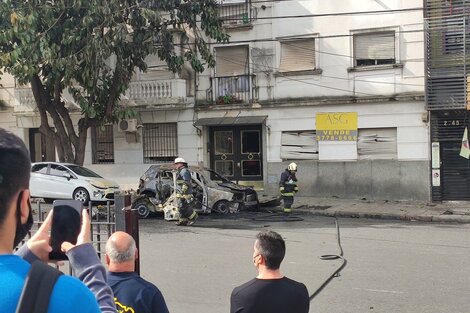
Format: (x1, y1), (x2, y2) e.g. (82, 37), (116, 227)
(309, 217), (347, 301)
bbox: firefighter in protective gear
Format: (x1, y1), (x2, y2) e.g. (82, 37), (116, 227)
(174, 157), (198, 226)
(279, 162), (298, 213)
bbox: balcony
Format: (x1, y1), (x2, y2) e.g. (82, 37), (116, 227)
(13, 87), (36, 113)
(12, 79), (189, 113)
(125, 79), (187, 106)
(218, 0), (253, 28)
(208, 75), (257, 105)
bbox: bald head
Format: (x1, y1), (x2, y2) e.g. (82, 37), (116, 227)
(106, 231), (136, 264)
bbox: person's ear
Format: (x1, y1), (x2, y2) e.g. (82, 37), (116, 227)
(20, 190), (31, 223)
(105, 253), (110, 266)
(135, 248), (139, 260)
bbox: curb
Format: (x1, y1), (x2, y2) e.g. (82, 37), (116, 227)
(305, 209), (470, 224)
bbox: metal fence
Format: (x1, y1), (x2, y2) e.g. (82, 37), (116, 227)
(218, 0), (253, 26)
(209, 74), (257, 105)
(23, 201), (115, 262)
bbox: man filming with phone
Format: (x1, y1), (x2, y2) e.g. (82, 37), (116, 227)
(0, 128), (116, 313)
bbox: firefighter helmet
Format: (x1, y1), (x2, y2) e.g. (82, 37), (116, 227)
(287, 162), (297, 171)
(174, 157), (187, 164)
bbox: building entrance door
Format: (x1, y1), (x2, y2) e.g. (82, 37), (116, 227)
(431, 110), (470, 201)
(29, 128), (55, 162)
(210, 125), (263, 184)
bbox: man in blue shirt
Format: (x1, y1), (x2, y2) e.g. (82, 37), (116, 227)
(0, 128), (116, 313)
(106, 231), (170, 313)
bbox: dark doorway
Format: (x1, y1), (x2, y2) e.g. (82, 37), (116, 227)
(210, 125), (263, 183)
(431, 110), (470, 201)
(29, 128), (55, 162)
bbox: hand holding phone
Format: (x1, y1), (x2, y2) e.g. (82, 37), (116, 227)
(61, 209), (91, 253)
(49, 200), (83, 260)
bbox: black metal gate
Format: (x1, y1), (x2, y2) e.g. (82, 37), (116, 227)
(431, 110), (470, 201)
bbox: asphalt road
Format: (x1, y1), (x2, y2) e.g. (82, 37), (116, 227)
(137, 212), (470, 313)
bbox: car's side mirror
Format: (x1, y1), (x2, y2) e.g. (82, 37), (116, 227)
(63, 173), (72, 181)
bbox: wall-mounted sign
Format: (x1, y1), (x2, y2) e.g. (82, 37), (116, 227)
(431, 142), (440, 168)
(432, 169), (441, 187)
(316, 112), (358, 141)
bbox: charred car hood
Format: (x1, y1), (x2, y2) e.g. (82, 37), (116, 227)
(217, 182), (254, 193)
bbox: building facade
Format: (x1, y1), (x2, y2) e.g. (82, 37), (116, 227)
(425, 0), (470, 201)
(1, 0), (429, 201)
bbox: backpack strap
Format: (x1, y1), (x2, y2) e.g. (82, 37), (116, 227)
(15, 261), (63, 313)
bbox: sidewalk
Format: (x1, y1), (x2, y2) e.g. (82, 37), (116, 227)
(285, 196), (470, 223)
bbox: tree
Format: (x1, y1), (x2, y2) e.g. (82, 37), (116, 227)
(0, 0), (228, 165)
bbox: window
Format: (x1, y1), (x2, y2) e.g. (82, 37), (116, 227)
(357, 128), (397, 160)
(91, 125), (114, 164)
(32, 163), (48, 174)
(143, 123), (178, 164)
(215, 46), (249, 76)
(217, 0), (252, 26)
(279, 39), (316, 72)
(280, 131), (318, 160)
(214, 46), (251, 103)
(49, 164), (69, 177)
(353, 32), (395, 67)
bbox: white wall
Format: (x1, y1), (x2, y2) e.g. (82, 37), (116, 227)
(197, 0), (424, 102)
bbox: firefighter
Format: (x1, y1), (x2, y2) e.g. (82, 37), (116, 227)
(174, 157), (198, 226)
(279, 162), (298, 213)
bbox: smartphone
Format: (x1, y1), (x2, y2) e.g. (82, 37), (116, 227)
(49, 200), (83, 260)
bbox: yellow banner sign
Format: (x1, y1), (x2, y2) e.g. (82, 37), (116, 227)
(316, 112), (358, 141)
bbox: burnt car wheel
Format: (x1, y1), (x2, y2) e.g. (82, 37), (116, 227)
(213, 200), (230, 214)
(133, 200), (151, 219)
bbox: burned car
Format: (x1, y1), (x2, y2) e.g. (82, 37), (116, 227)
(132, 164), (259, 219)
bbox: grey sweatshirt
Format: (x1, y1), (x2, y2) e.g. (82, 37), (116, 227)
(16, 243), (116, 313)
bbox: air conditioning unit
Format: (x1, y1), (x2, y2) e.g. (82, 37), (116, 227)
(118, 119), (138, 132)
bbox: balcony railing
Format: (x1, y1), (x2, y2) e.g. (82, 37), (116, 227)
(13, 87), (36, 112)
(13, 79), (188, 112)
(126, 79), (186, 101)
(218, 0), (253, 27)
(208, 74), (256, 105)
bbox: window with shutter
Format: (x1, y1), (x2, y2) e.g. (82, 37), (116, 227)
(357, 128), (397, 160)
(215, 46), (249, 76)
(279, 39), (315, 72)
(353, 32), (396, 66)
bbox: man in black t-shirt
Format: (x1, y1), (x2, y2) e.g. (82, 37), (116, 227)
(230, 230), (309, 313)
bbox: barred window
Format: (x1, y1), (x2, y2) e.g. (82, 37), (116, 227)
(91, 125), (114, 164)
(143, 123), (178, 164)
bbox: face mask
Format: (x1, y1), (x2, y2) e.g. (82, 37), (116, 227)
(13, 191), (33, 248)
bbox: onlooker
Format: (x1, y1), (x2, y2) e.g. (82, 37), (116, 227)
(279, 162), (298, 213)
(0, 128), (116, 313)
(173, 157), (198, 226)
(230, 230), (309, 313)
(105, 231), (169, 313)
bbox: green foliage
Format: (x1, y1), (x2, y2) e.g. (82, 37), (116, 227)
(0, 0), (229, 125)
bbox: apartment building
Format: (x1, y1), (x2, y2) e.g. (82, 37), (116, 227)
(0, 0), (428, 200)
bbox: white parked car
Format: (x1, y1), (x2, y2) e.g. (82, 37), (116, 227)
(30, 162), (120, 205)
